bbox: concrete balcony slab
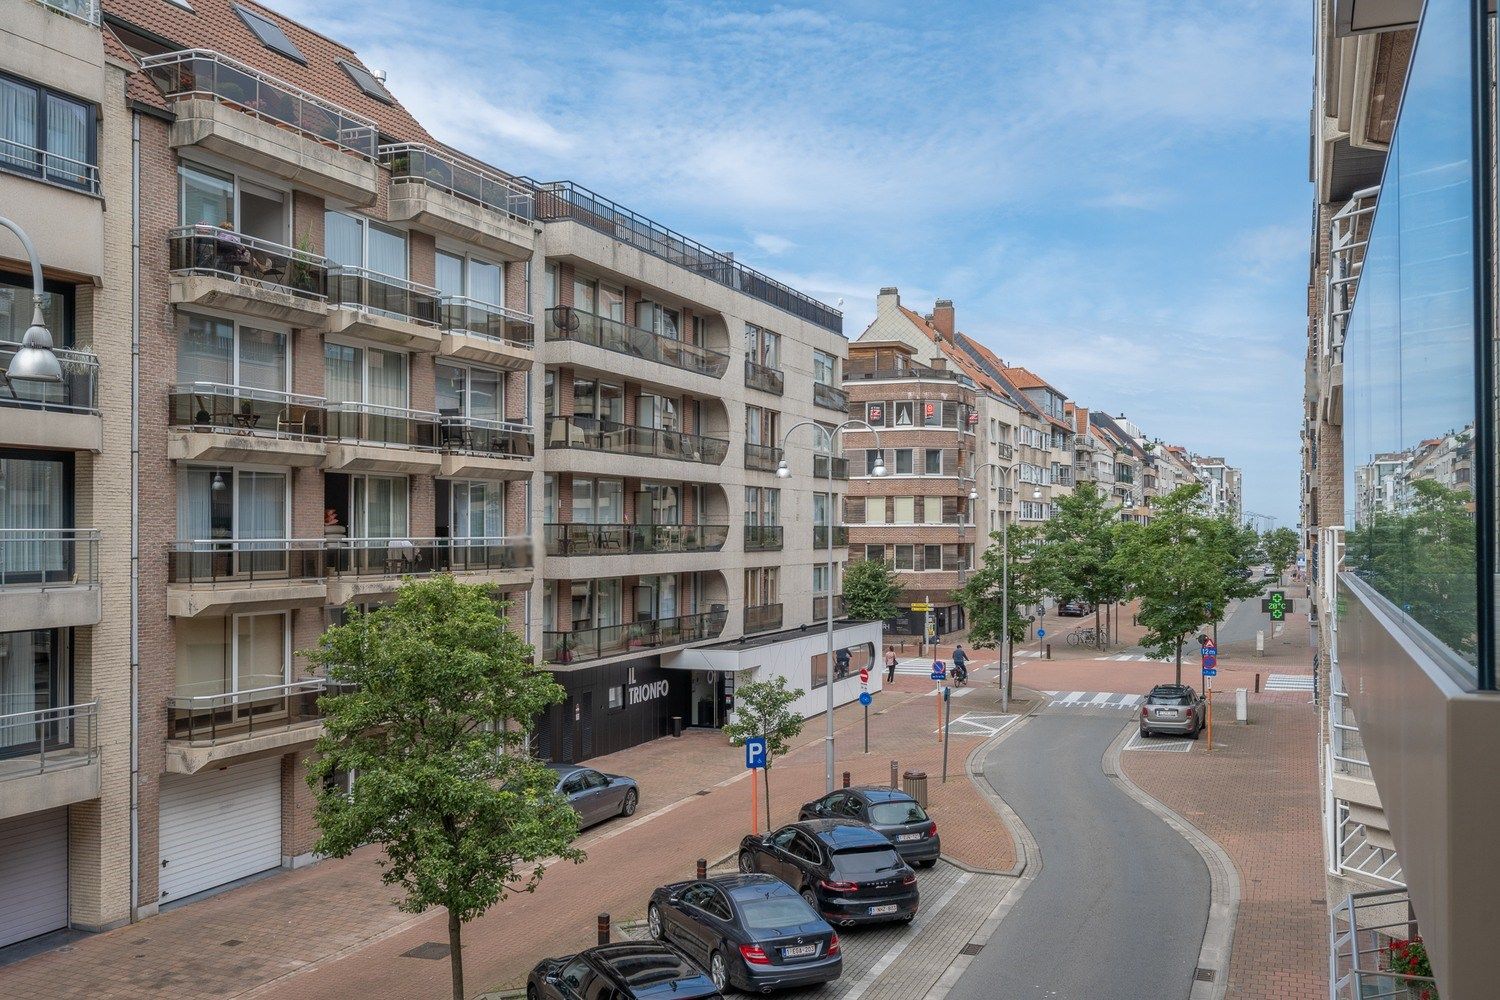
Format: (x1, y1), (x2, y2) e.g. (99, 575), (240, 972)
(324, 442), (442, 475)
(0, 586), (101, 630)
(439, 452), (532, 481)
(166, 580), (328, 618)
(0, 407), (101, 452)
(168, 428), (327, 468)
(169, 273), (328, 328)
(388, 184), (537, 258)
(165, 723), (324, 776)
(326, 307), (442, 351)
(0, 757), (99, 821)
(439, 331), (532, 371)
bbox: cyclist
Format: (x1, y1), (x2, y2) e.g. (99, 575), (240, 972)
(951, 644), (969, 686)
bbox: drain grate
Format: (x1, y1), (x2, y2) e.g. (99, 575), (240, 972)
(959, 943), (984, 956)
(221, 939), (243, 948)
(1194, 968), (1217, 983)
(402, 942), (450, 960)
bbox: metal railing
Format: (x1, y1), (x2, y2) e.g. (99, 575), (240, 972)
(545, 307), (730, 378)
(326, 401), (439, 449)
(166, 539), (326, 585)
(0, 135), (100, 193)
(329, 266), (441, 326)
(844, 361), (970, 383)
(744, 358), (785, 394)
(139, 50), (379, 158)
(0, 701), (97, 773)
(813, 525), (849, 548)
(35, 0), (101, 25)
(438, 415), (534, 459)
(1330, 888), (1436, 999)
(745, 441), (783, 472)
(544, 416), (729, 465)
(745, 603), (783, 634)
(1333, 800), (1404, 888)
(813, 382), (849, 411)
(543, 523), (729, 556)
(0, 340), (98, 413)
(545, 609), (728, 664)
(744, 524), (784, 551)
(167, 536), (532, 585)
(813, 454), (849, 480)
(167, 678), (352, 746)
(532, 181), (842, 333)
(441, 296), (534, 348)
(169, 382), (326, 438)
(812, 594), (846, 620)
(380, 143), (534, 222)
(0, 528), (98, 588)
(168, 226), (328, 300)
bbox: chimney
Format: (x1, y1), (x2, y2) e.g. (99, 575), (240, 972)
(932, 299), (955, 342)
(877, 286), (900, 315)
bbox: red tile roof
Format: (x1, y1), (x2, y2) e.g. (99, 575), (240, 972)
(102, 24), (170, 111)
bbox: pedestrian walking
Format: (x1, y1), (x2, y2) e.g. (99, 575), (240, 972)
(884, 645), (898, 683)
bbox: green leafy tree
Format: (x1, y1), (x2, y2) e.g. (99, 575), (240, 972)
(305, 576), (584, 1000)
(841, 557), (902, 621)
(955, 523), (1045, 697)
(1262, 526), (1299, 577)
(723, 676), (804, 827)
(1200, 516), (1268, 639)
(1030, 483), (1128, 644)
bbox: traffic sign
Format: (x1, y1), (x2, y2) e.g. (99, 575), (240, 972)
(1202, 652), (1217, 670)
(1037, 628), (1046, 639)
(930, 661), (946, 681)
(744, 736), (767, 770)
(1202, 666), (1218, 678)
(859, 691), (873, 706)
(859, 667), (869, 684)
(911, 602), (933, 612)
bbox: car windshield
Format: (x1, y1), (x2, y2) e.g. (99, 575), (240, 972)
(831, 847), (903, 874)
(868, 800), (928, 825)
(1148, 691), (1192, 706)
(738, 896), (816, 929)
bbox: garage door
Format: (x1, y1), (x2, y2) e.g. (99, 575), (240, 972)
(159, 757), (282, 903)
(0, 809), (68, 947)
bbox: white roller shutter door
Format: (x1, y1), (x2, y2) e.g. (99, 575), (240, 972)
(0, 809), (69, 947)
(159, 757), (282, 902)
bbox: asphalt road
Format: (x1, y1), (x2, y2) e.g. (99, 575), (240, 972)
(948, 711), (1210, 1000)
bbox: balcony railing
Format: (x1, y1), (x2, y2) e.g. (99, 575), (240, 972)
(545, 609), (728, 664)
(813, 525), (849, 548)
(438, 415), (534, 459)
(166, 539), (325, 585)
(543, 523), (729, 556)
(812, 594), (846, 620)
(842, 507), (972, 526)
(169, 383), (327, 438)
(813, 382), (848, 411)
(0, 701), (97, 774)
(532, 181), (842, 333)
(544, 416), (729, 465)
(36, 0), (101, 26)
(0, 528), (98, 588)
(380, 143), (534, 222)
(168, 226), (328, 300)
(139, 49), (378, 158)
(0, 136), (100, 193)
(329, 266), (441, 326)
(745, 441), (783, 473)
(167, 537), (532, 584)
(744, 525), (784, 551)
(545, 307), (730, 378)
(441, 296), (534, 348)
(168, 678), (354, 746)
(1330, 888), (1436, 1000)
(745, 603), (783, 634)
(844, 361), (969, 382)
(327, 401), (439, 449)
(0, 340), (97, 413)
(744, 358), (785, 395)
(813, 454), (849, 480)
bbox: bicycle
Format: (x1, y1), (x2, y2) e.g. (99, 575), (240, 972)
(1066, 627), (1100, 648)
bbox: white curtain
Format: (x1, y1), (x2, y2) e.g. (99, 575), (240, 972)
(175, 617), (229, 697)
(469, 367), (501, 421)
(367, 348), (407, 409)
(324, 342), (362, 403)
(238, 327), (287, 392)
(468, 260), (501, 306)
(435, 252), (465, 298)
(45, 94), (89, 185)
(235, 614), (286, 691)
(177, 314), (233, 385)
(237, 471), (286, 540)
(0, 79), (38, 172)
(176, 468), (217, 541)
(368, 223), (407, 279)
(454, 481), (502, 538)
(0, 630), (48, 746)
(324, 211), (363, 268)
(179, 164), (234, 228)
(1, 457), (65, 577)
(362, 476), (408, 539)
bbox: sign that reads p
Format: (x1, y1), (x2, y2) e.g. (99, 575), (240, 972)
(744, 735), (768, 770)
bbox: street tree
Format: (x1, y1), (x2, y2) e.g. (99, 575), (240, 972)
(723, 675), (804, 827)
(305, 576), (583, 1000)
(1262, 526), (1299, 577)
(1201, 516), (1269, 642)
(842, 557), (902, 622)
(954, 523), (1045, 698)
(1030, 483), (1128, 644)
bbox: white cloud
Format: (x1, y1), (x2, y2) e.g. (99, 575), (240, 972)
(751, 233), (795, 256)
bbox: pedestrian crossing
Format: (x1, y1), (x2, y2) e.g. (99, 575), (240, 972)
(1092, 653), (1169, 662)
(923, 686), (976, 698)
(1042, 690), (1144, 711)
(1265, 673), (1316, 691)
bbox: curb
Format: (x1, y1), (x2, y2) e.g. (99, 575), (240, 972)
(1102, 724), (1240, 1000)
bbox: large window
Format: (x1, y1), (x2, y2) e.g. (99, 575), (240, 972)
(1, 270), (71, 347)
(436, 362), (503, 421)
(179, 163), (287, 243)
(177, 466), (288, 543)
(0, 452), (70, 580)
(0, 628), (71, 756)
(813, 349), (837, 386)
(326, 211), (407, 278)
(440, 480), (505, 538)
(435, 250), (503, 306)
(0, 73), (96, 191)
(178, 313), (288, 391)
(325, 341), (408, 407)
(811, 642), (873, 689)
(175, 613), (289, 698)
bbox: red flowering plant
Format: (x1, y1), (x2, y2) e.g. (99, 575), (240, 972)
(1386, 936), (1438, 999)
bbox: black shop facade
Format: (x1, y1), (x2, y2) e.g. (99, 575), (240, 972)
(534, 655), (715, 764)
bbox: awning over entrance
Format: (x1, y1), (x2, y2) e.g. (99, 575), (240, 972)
(661, 621), (882, 673)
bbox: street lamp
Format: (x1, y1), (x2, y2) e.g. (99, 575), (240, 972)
(0, 216), (63, 384)
(971, 466), (1042, 710)
(778, 418), (884, 794)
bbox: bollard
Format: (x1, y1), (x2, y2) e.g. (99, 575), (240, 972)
(597, 913), (610, 945)
(1236, 688), (1248, 723)
(1256, 630), (1265, 657)
(696, 858), (707, 880)
(890, 760), (899, 789)
(1046, 643), (1052, 660)
(842, 770), (851, 788)
(1255, 672), (1261, 694)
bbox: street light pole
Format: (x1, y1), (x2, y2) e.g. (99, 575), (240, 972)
(973, 470), (1044, 708)
(778, 418), (885, 794)
(0, 216), (63, 384)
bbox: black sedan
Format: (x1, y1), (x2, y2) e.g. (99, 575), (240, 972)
(799, 787), (941, 867)
(527, 941), (720, 999)
(547, 764), (639, 829)
(737, 820), (919, 927)
(647, 873), (841, 994)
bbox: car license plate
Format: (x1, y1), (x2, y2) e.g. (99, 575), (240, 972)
(1159, 710), (1177, 717)
(783, 945), (817, 958)
(870, 904), (898, 915)
(897, 833), (922, 842)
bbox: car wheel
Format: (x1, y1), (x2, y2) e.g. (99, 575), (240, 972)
(918, 859), (937, 869)
(526, 987), (538, 1000)
(709, 950), (732, 994)
(738, 850), (757, 873)
(1139, 728), (1151, 738)
(1190, 724), (1201, 741)
(621, 789), (638, 816)
(801, 887), (819, 911)
(647, 903), (664, 941)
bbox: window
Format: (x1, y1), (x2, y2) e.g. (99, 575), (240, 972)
(637, 300), (679, 339)
(893, 496), (915, 523)
(924, 543), (942, 568)
(1, 270), (71, 348)
(174, 612), (289, 698)
(325, 341), (408, 408)
(440, 479), (505, 538)
(179, 163), (288, 244)
(864, 497), (886, 525)
(813, 349), (837, 386)
(745, 487), (780, 526)
(813, 564), (831, 594)
(178, 313), (288, 392)
(607, 685), (623, 710)
(865, 449), (885, 476)
(746, 323), (780, 367)
(338, 59), (393, 103)
(813, 492), (831, 527)
(325, 212), (407, 278)
(894, 449), (913, 475)
(435, 250), (503, 306)
(811, 642), (874, 689)
(324, 473), (409, 539)
(234, 4), (307, 63)
(894, 400), (914, 427)
(893, 544), (913, 570)
(177, 466), (288, 546)
(0, 74), (97, 191)
(922, 400), (941, 427)
(865, 401), (887, 427)
(864, 544), (886, 563)
(569, 478), (624, 524)
(925, 449), (943, 475)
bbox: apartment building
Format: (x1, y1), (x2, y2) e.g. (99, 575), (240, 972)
(1305, 1), (1500, 996)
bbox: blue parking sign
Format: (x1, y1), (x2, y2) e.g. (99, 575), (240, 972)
(930, 660), (946, 681)
(859, 691), (872, 706)
(745, 735), (767, 770)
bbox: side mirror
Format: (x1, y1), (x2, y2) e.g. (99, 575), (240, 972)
(666, 893), (680, 905)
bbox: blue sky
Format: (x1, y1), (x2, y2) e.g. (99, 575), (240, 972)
(278, 0), (1310, 527)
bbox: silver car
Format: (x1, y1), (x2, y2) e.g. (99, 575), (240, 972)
(1139, 684), (1205, 739)
(548, 764), (639, 828)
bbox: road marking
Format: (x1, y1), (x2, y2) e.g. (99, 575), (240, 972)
(841, 872), (974, 1000)
(1060, 691), (1084, 705)
(1123, 731), (1193, 753)
(1046, 691), (1143, 712)
(1118, 694), (1143, 709)
(923, 686), (974, 697)
(1089, 692), (1112, 706)
(938, 712), (1019, 737)
(1094, 653), (1169, 662)
(1266, 673), (1315, 691)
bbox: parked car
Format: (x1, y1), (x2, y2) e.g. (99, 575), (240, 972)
(647, 873), (842, 994)
(547, 764), (638, 828)
(797, 787), (940, 868)
(1139, 684), (1205, 739)
(737, 820), (919, 927)
(527, 941), (720, 999)
(1057, 600), (1092, 617)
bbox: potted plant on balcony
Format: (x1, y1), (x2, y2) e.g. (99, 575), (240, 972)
(1386, 936), (1437, 999)
(552, 634), (575, 664)
(286, 230), (322, 296)
(627, 624), (649, 650)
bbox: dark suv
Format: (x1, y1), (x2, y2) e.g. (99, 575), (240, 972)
(737, 820), (919, 927)
(527, 941), (721, 999)
(798, 787), (941, 867)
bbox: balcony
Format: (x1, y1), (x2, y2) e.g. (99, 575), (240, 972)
(544, 416), (729, 466)
(140, 50), (380, 205)
(813, 382), (848, 412)
(36, 0), (100, 25)
(0, 702), (100, 822)
(744, 525), (784, 552)
(0, 529), (100, 629)
(165, 539), (328, 617)
(745, 604), (783, 634)
(325, 402), (442, 474)
(327, 267), (443, 349)
(813, 525), (849, 549)
(0, 341), (100, 451)
(438, 416), (534, 480)
(813, 454), (849, 480)
(844, 361), (969, 383)
(545, 307), (730, 379)
(380, 144), (535, 256)
(544, 609), (728, 665)
(745, 442), (783, 473)
(440, 297), (534, 370)
(167, 383), (328, 467)
(1330, 889), (1436, 1000)
(325, 536), (532, 605)
(543, 523), (729, 557)
(744, 358), (785, 395)
(812, 594), (846, 621)
(167, 226), (329, 327)
(165, 679), (353, 774)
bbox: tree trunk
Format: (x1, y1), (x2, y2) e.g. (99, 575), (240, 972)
(1174, 637), (1183, 686)
(1094, 604), (1102, 647)
(447, 907), (464, 1000)
(763, 761), (772, 825)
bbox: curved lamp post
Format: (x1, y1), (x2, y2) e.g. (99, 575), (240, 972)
(1, 216), (63, 383)
(778, 418), (884, 793)
(972, 464), (1042, 709)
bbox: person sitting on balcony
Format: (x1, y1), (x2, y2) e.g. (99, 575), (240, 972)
(213, 220), (251, 273)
